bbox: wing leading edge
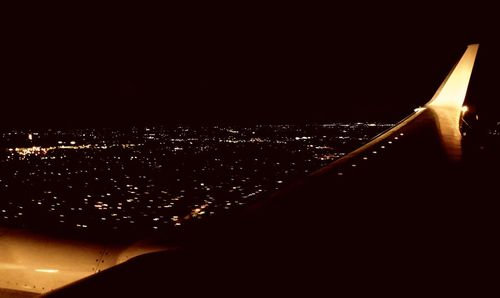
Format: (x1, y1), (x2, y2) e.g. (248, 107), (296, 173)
(312, 43), (479, 171)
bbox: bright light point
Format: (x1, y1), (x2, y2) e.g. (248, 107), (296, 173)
(35, 268), (59, 273)
(461, 105), (468, 114)
(414, 107), (426, 112)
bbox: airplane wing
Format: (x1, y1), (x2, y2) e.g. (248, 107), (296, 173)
(3, 44), (489, 297)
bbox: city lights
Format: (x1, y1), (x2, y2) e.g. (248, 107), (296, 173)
(0, 123), (392, 234)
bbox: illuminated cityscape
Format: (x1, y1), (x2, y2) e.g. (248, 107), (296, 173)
(1, 2), (499, 295)
(0, 123), (392, 237)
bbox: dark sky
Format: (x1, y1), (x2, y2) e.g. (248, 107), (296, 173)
(2, 3), (499, 128)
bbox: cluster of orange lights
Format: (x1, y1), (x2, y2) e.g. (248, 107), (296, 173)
(11, 146), (52, 156)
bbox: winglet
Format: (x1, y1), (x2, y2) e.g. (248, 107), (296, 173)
(426, 44), (479, 109)
(426, 44), (479, 162)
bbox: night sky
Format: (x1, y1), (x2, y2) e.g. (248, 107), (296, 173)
(2, 3), (499, 128)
